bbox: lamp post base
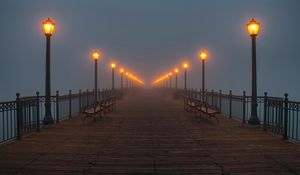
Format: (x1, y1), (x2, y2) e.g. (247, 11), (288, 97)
(43, 115), (54, 125)
(248, 116), (260, 125)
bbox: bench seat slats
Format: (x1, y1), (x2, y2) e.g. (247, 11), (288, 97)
(183, 96), (219, 120)
(80, 95), (116, 123)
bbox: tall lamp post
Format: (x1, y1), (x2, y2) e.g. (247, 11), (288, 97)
(183, 63), (188, 90)
(129, 74), (132, 88)
(165, 74), (169, 88)
(92, 51), (100, 102)
(111, 63), (116, 90)
(174, 68), (179, 89)
(247, 18), (260, 124)
(199, 50), (207, 101)
(125, 72), (129, 88)
(169, 73), (172, 88)
(120, 68), (124, 89)
(42, 18), (55, 125)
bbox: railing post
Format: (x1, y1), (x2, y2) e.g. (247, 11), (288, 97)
(199, 89), (202, 101)
(242, 91), (246, 124)
(86, 89), (89, 107)
(283, 93), (288, 139)
(79, 89), (82, 112)
(93, 88), (95, 104)
(229, 90), (232, 118)
(263, 92), (268, 131)
(211, 89), (214, 106)
(98, 89), (101, 102)
(36, 92), (40, 132)
(56, 91), (59, 123)
(16, 93), (22, 140)
(219, 90), (222, 112)
(69, 90), (72, 118)
(205, 89), (208, 103)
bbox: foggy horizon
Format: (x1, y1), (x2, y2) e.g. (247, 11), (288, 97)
(1, 0), (300, 100)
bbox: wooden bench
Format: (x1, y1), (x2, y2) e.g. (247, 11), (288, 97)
(103, 95), (116, 113)
(184, 97), (197, 112)
(81, 102), (104, 123)
(195, 101), (219, 121)
(81, 95), (117, 122)
(184, 96), (219, 121)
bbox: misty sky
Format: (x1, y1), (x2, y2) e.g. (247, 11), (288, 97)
(1, 0), (300, 100)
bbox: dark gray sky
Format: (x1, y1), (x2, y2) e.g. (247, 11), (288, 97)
(1, 0), (300, 100)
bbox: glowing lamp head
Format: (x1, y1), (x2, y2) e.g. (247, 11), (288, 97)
(111, 63), (116, 68)
(125, 72), (129, 76)
(92, 51), (100, 60)
(247, 18), (260, 36)
(169, 73), (172, 76)
(120, 68), (124, 73)
(199, 50), (207, 61)
(183, 63), (189, 69)
(174, 69), (179, 73)
(42, 18), (55, 36)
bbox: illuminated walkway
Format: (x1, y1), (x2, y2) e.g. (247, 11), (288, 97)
(0, 89), (300, 174)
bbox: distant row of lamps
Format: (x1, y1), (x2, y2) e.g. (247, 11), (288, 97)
(152, 18), (260, 124)
(41, 18), (144, 125)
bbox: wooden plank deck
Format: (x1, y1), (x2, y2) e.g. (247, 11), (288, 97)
(0, 89), (299, 174)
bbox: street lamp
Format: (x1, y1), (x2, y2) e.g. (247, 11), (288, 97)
(92, 51), (100, 102)
(199, 50), (207, 101)
(247, 18), (260, 124)
(165, 74), (169, 88)
(182, 63), (189, 90)
(42, 18), (55, 125)
(169, 72), (172, 88)
(120, 68), (124, 89)
(111, 63), (116, 90)
(129, 74), (132, 88)
(125, 72), (129, 88)
(174, 68), (179, 89)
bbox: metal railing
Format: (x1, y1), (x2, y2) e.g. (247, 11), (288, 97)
(0, 88), (119, 144)
(177, 88), (300, 142)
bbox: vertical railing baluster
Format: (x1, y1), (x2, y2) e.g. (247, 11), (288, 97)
(229, 90), (232, 118)
(36, 92), (40, 132)
(211, 89), (214, 106)
(87, 89), (89, 107)
(242, 91), (246, 124)
(219, 90), (222, 113)
(56, 91), (59, 123)
(16, 93), (21, 140)
(283, 93), (288, 139)
(205, 89), (208, 103)
(79, 89), (82, 112)
(263, 92), (268, 131)
(69, 90), (72, 118)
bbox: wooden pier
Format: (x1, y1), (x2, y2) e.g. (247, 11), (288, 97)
(0, 89), (299, 174)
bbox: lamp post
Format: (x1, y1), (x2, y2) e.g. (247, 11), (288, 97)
(199, 50), (207, 101)
(120, 68), (124, 89)
(247, 18), (260, 124)
(165, 74), (169, 88)
(129, 74), (132, 88)
(183, 63), (188, 90)
(111, 63), (116, 90)
(169, 73), (172, 88)
(42, 18), (55, 125)
(92, 51), (100, 102)
(174, 69), (179, 89)
(125, 72), (129, 88)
